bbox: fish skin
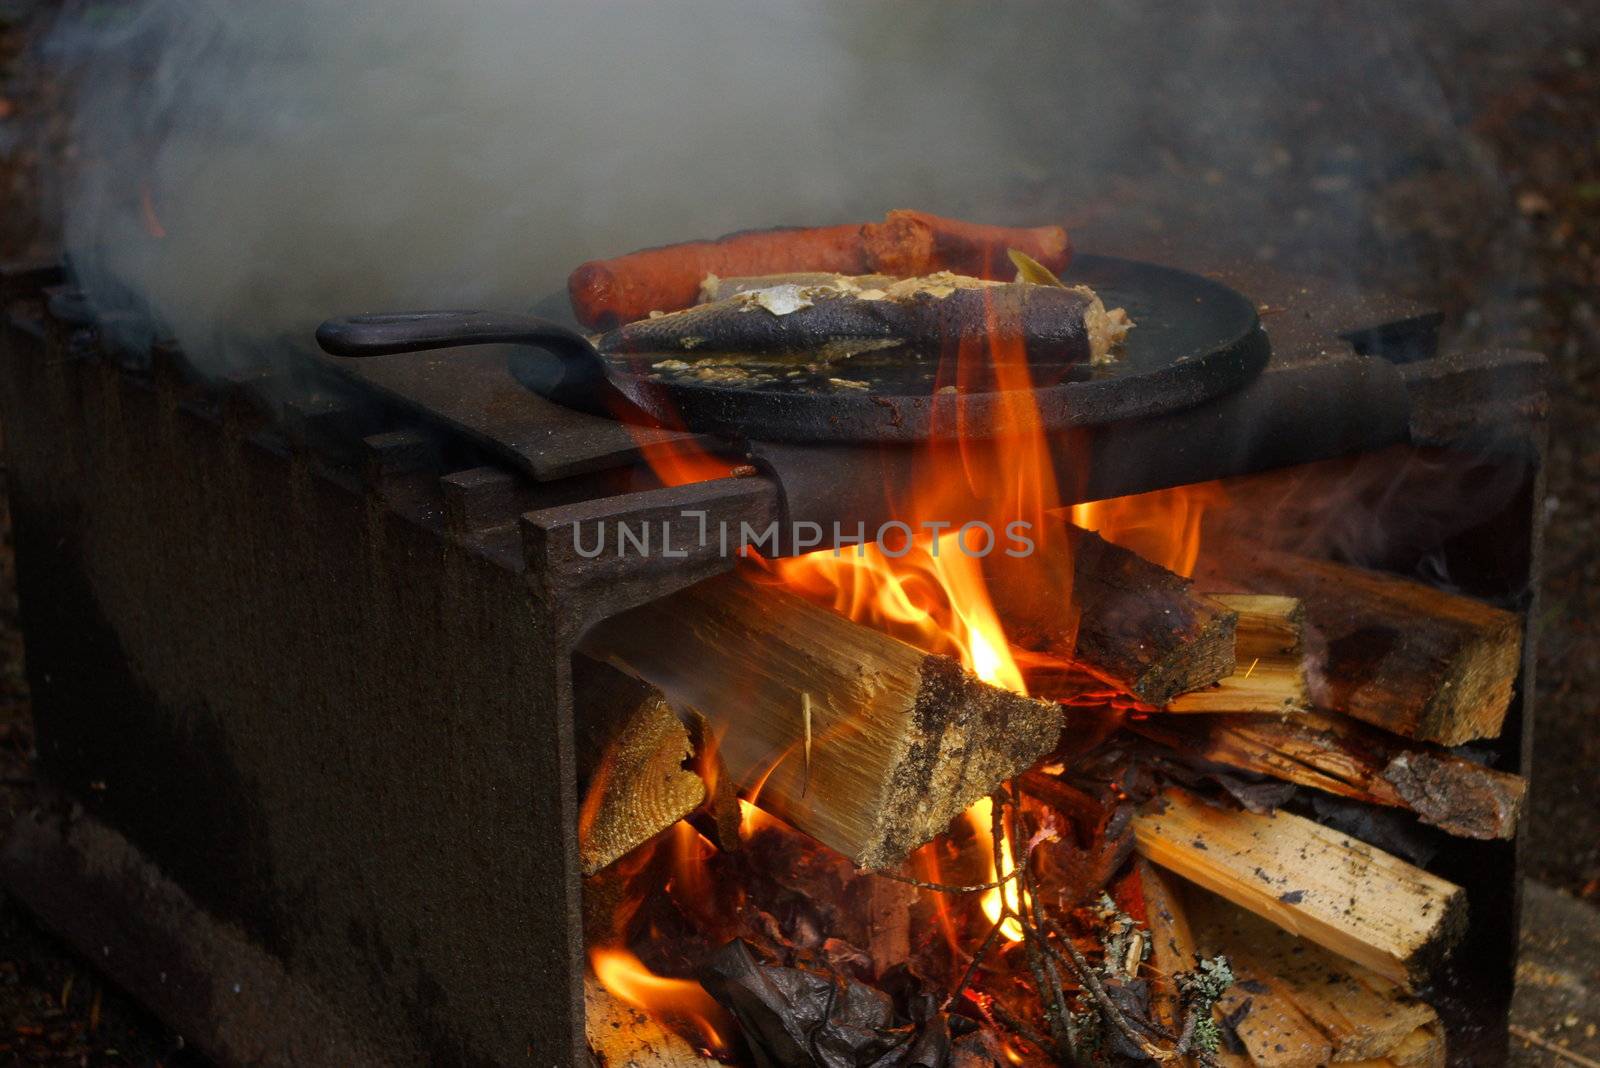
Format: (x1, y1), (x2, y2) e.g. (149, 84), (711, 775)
(601, 282), (1098, 363)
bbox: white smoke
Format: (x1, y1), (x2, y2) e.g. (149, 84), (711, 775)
(45, 1), (1513, 369)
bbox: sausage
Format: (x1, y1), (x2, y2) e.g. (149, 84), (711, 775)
(861, 210), (1072, 281)
(567, 211), (1072, 329)
(567, 224), (869, 331)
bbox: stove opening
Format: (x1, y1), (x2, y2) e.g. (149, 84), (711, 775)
(574, 442), (1533, 1067)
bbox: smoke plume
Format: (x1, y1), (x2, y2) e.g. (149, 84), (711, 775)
(46, 1), (1515, 369)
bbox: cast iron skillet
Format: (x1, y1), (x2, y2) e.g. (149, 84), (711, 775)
(315, 255), (1269, 444)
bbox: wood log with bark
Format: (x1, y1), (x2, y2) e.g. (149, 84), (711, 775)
(574, 657), (707, 875)
(1131, 787), (1466, 987)
(1196, 542), (1522, 745)
(992, 524), (1239, 705)
(1133, 708), (1525, 840)
(579, 571), (1062, 870)
(1025, 592), (1307, 717)
(1164, 594), (1310, 715)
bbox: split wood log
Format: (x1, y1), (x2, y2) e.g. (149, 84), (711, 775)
(1339, 1023), (1447, 1068)
(1196, 542), (1522, 745)
(1211, 970), (1333, 1068)
(989, 525), (1239, 706)
(574, 657), (707, 876)
(1188, 888), (1441, 1064)
(1135, 858), (1198, 1049)
(585, 973), (719, 1067)
(1133, 708), (1525, 840)
(579, 571), (1062, 870)
(1164, 594), (1310, 715)
(1131, 787), (1467, 987)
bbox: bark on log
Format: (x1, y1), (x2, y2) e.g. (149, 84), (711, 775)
(1132, 788), (1467, 987)
(1196, 543), (1522, 745)
(1133, 709), (1525, 840)
(580, 571), (1061, 870)
(1164, 594), (1309, 715)
(574, 657), (707, 876)
(991, 525), (1238, 705)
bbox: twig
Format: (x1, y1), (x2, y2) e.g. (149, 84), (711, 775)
(985, 994), (1056, 1057)
(1509, 1025), (1600, 1068)
(944, 916), (1007, 1010)
(1043, 914), (1193, 1063)
(873, 853), (1031, 894)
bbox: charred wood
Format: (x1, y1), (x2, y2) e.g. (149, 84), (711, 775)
(1196, 542), (1522, 745)
(1133, 709), (1524, 840)
(991, 525), (1238, 706)
(1163, 595), (1310, 715)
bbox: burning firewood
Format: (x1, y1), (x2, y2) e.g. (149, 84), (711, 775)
(1131, 788), (1466, 987)
(1025, 593), (1304, 719)
(575, 657), (708, 876)
(1196, 543), (1522, 746)
(993, 526), (1239, 707)
(1163, 595), (1309, 715)
(1132, 708), (1526, 840)
(579, 572), (1062, 870)
(1187, 888), (1444, 1067)
(585, 973), (720, 1067)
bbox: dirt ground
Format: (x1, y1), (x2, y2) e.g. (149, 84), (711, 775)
(0, 1), (1595, 1065)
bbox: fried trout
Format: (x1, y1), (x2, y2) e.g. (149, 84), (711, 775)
(599, 272), (1132, 366)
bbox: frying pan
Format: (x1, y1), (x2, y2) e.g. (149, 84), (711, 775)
(315, 255), (1269, 444)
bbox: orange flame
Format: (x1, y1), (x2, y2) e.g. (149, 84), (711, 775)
(618, 273), (1223, 985)
(590, 947), (728, 1051)
(766, 290), (1069, 695)
(1069, 481), (1226, 578)
(967, 797), (1025, 942)
(589, 820), (730, 1052)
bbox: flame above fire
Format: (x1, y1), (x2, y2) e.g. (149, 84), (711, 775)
(590, 945), (729, 1052)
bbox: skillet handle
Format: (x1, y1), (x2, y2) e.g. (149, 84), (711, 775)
(314, 310), (639, 418)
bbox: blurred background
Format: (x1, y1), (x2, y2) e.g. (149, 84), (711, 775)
(0, 0), (1595, 1062)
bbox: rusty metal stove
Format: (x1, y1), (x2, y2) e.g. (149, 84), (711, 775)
(0, 255), (1546, 1065)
